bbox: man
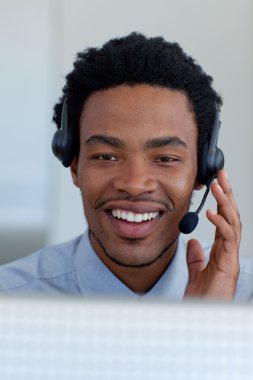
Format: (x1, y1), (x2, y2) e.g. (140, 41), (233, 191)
(1, 33), (252, 300)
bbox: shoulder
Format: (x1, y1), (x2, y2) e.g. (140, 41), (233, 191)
(0, 235), (83, 292)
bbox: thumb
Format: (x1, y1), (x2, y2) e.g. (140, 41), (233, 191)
(186, 239), (206, 283)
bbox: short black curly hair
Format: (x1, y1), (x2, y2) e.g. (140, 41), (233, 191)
(53, 32), (222, 166)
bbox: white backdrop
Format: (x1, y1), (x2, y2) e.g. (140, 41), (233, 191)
(1, 0), (252, 261)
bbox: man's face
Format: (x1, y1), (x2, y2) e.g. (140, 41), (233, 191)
(71, 84), (199, 268)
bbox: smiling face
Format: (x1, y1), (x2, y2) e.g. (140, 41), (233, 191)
(71, 84), (200, 285)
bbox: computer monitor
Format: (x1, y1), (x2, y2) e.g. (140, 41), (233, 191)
(0, 295), (252, 379)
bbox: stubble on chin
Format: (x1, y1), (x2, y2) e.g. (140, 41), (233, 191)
(89, 228), (178, 269)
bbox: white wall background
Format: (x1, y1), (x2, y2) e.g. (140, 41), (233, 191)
(0, 0), (252, 263)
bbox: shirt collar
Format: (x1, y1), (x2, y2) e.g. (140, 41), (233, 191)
(75, 229), (189, 300)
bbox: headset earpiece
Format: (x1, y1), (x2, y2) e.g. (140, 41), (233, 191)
(197, 108), (224, 185)
(197, 142), (208, 185)
(213, 147), (224, 174)
(52, 98), (76, 167)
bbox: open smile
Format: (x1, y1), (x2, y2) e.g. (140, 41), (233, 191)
(105, 208), (163, 239)
(111, 209), (159, 222)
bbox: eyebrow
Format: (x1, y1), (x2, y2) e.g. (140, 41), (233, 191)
(144, 136), (187, 150)
(84, 135), (187, 150)
(85, 135), (126, 149)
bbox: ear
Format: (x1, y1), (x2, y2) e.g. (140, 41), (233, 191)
(70, 157), (79, 188)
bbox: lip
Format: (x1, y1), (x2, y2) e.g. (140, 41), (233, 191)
(105, 209), (163, 239)
(101, 200), (167, 214)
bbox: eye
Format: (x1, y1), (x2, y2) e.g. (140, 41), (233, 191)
(92, 154), (117, 161)
(155, 156), (179, 163)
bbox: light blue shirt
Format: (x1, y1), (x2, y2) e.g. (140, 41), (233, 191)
(0, 229), (252, 301)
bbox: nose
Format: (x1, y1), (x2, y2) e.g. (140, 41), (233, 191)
(112, 159), (157, 196)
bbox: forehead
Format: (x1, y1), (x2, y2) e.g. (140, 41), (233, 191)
(79, 84), (197, 144)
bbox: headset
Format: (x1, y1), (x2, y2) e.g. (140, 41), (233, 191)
(196, 109), (224, 186)
(52, 98), (76, 168)
(179, 108), (224, 233)
(52, 98), (224, 233)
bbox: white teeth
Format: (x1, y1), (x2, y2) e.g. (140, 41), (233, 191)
(122, 210), (127, 219)
(127, 212), (135, 222)
(143, 213), (149, 221)
(112, 210), (117, 218)
(111, 209), (159, 222)
(134, 214), (143, 223)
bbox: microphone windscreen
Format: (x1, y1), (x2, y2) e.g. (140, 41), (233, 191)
(178, 212), (199, 234)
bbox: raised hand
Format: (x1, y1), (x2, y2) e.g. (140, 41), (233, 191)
(184, 170), (241, 299)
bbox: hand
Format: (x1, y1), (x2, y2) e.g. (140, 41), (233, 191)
(184, 170), (241, 299)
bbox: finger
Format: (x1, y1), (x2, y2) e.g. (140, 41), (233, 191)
(210, 181), (242, 246)
(207, 210), (240, 275)
(211, 181), (237, 224)
(206, 209), (239, 257)
(216, 170), (240, 218)
(206, 209), (237, 245)
(186, 239), (206, 283)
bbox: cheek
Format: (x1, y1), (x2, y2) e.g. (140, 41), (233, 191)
(77, 167), (111, 207)
(161, 168), (196, 209)
(176, 171), (195, 192)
